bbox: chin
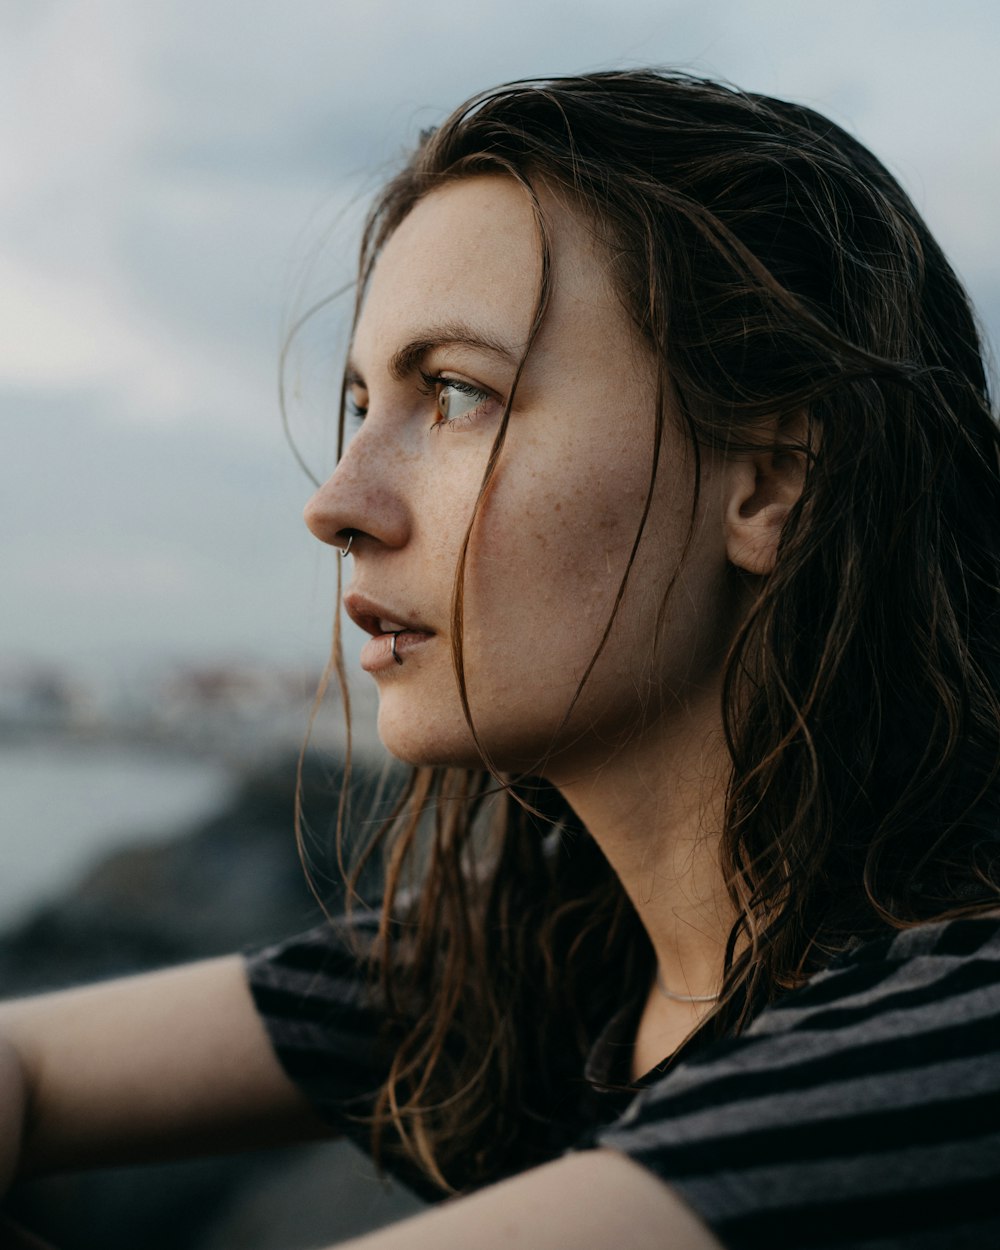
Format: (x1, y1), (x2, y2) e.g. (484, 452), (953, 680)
(374, 701), (553, 774)
(375, 705), (481, 770)
(378, 738), (491, 772)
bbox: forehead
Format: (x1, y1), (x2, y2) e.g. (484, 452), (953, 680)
(352, 175), (633, 371)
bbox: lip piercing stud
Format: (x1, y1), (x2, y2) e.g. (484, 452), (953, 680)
(390, 631), (404, 665)
(338, 534), (354, 558)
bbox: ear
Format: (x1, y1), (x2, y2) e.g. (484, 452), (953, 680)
(723, 422), (809, 576)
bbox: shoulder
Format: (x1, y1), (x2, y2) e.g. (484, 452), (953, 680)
(241, 904), (446, 1201)
(241, 909), (394, 1113)
(589, 913), (1000, 1249)
(244, 908), (384, 1000)
(738, 908), (1000, 1055)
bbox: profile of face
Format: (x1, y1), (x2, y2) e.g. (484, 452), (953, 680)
(305, 175), (776, 780)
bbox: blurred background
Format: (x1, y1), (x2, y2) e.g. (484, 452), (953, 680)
(2, 1), (999, 1246)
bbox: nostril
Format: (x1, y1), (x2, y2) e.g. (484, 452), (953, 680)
(300, 453), (409, 551)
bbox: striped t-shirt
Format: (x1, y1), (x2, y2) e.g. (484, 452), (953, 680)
(245, 911), (1000, 1248)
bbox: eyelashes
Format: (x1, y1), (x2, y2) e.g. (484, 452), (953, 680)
(345, 372), (498, 432)
(417, 371), (494, 430)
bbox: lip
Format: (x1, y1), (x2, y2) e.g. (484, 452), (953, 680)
(359, 630), (434, 673)
(344, 590), (436, 674)
(343, 590), (435, 639)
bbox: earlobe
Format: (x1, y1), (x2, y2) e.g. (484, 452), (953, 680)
(724, 444), (807, 576)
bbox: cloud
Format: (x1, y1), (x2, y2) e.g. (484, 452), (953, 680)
(4, 0), (999, 673)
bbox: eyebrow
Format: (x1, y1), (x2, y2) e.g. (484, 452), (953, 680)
(345, 322), (522, 387)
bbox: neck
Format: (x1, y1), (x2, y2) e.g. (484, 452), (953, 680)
(548, 688), (735, 1001)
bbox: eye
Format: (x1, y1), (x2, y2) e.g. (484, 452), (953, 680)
(437, 380), (488, 423)
(345, 383), (368, 420)
(419, 372), (495, 430)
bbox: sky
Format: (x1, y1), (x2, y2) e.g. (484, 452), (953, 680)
(3, 0), (999, 684)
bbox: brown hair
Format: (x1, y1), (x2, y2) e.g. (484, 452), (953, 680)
(311, 69), (1000, 1194)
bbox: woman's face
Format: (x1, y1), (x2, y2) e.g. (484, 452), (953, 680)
(306, 175), (741, 777)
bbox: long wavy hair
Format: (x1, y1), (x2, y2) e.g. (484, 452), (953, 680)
(307, 70), (1000, 1194)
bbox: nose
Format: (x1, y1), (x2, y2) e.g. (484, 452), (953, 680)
(303, 425), (411, 553)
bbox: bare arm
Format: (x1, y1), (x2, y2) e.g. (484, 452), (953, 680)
(0, 966), (720, 1250)
(0, 956), (332, 1183)
(329, 1149), (721, 1250)
(0, 1037), (28, 1195)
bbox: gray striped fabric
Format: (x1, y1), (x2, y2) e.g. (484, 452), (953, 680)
(246, 914), (1000, 1244)
(593, 917), (1000, 1248)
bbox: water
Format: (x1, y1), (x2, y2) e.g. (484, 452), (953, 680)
(0, 740), (234, 929)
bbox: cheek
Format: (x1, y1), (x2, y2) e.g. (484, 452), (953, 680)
(419, 459), (487, 564)
(462, 455), (654, 677)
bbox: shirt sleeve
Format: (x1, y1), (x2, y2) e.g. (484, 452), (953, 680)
(584, 917), (1000, 1250)
(244, 910), (394, 1123)
(244, 910), (453, 1201)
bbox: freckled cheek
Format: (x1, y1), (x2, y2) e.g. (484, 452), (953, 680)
(477, 499), (627, 638)
(418, 468), (483, 563)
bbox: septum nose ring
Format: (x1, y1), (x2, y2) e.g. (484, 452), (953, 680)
(337, 533), (354, 558)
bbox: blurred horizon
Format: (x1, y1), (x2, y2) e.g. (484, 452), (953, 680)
(4, 0), (1000, 684)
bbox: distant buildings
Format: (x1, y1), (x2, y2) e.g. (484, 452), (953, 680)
(0, 657), (381, 762)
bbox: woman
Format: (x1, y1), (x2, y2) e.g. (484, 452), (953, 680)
(2, 70), (1000, 1249)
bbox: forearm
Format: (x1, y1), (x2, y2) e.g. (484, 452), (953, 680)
(0, 957), (332, 1177)
(0, 1037), (28, 1196)
(324, 1151), (720, 1250)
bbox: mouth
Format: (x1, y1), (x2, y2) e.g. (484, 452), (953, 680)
(343, 591), (435, 640)
(344, 591), (436, 674)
